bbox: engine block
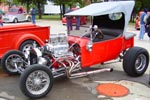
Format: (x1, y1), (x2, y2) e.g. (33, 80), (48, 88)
(49, 33), (73, 58)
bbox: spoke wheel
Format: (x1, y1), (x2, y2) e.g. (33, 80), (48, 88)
(1, 50), (25, 75)
(20, 65), (53, 99)
(26, 70), (50, 95)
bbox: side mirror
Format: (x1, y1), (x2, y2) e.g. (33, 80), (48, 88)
(86, 40), (93, 52)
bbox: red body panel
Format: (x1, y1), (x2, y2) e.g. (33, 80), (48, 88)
(68, 35), (134, 67)
(0, 24), (50, 58)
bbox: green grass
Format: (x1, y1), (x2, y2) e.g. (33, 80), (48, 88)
(129, 21), (135, 26)
(36, 15), (61, 20)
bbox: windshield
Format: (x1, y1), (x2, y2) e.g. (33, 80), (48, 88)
(8, 9), (18, 13)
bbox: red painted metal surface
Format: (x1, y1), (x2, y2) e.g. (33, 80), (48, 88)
(0, 24), (50, 58)
(68, 35), (134, 68)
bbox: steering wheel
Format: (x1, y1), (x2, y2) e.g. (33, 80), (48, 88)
(94, 29), (104, 39)
(92, 27), (104, 41)
(82, 25), (104, 41)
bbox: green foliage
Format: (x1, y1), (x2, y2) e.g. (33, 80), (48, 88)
(36, 14), (60, 20)
(135, 1), (141, 13)
(136, 0), (150, 11)
(53, 0), (84, 7)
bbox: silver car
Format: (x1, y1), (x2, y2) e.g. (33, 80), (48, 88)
(2, 7), (31, 23)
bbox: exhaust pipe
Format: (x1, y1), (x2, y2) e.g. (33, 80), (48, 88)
(70, 68), (113, 78)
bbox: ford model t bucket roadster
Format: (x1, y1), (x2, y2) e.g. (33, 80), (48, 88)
(1, 1), (149, 99)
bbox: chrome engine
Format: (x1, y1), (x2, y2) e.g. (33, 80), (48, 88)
(29, 33), (81, 78)
(48, 33), (73, 58)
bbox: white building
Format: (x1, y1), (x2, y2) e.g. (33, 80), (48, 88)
(44, 1), (60, 14)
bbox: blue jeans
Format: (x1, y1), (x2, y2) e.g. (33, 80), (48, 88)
(139, 24), (145, 39)
(67, 18), (72, 34)
(0, 22), (3, 26)
(75, 16), (80, 30)
(32, 15), (36, 24)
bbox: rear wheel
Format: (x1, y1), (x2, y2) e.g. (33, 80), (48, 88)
(19, 40), (39, 56)
(123, 47), (149, 77)
(13, 18), (18, 23)
(27, 17), (31, 22)
(1, 50), (25, 75)
(20, 64), (53, 99)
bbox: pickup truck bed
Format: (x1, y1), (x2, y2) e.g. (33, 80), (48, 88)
(0, 24), (50, 58)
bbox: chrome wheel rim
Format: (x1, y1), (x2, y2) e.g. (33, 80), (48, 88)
(26, 70), (50, 95)
(22, 44), (33, 54)
(5, 54), (24, 73)
(135, 54), (147, 72)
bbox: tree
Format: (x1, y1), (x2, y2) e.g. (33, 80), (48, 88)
(0, 0), (13, 6)
(32, 0), (47, 19)
(134, 0), (150, 12)
(18, 0), (47, 19)
(16, 0), (31, 13)
(52, 0), (84, 19)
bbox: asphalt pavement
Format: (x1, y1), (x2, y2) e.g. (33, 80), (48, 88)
(0, 20), (150, 100)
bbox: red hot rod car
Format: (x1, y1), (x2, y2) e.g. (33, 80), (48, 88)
(1, 1), (149, 99)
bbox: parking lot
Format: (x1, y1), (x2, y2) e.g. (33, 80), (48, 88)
(0, 20), (150, 100)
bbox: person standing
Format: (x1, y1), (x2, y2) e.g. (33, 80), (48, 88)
(145, 14), (150, 40)
(0, 10), (4, 26)
(66, 8), (73, 34)
(31, 8), (37, 24)
(75, 6), (80, 30)
(139, 8), (148, 40)
(0, 15), (3, 26)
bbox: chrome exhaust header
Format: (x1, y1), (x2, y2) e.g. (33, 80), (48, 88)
(70, 68), (113, 79)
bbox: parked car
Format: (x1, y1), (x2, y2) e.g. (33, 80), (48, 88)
(0, 24), (50, 59)
(1, 1), (149, 99)
(135, 11), (150, 30)
(62, 7), (87, 25)
(62, 16), (87, 25)
(2, 7), (31, 23)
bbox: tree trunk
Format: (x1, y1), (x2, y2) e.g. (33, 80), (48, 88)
(26, 2), (30, 13)
(60, 4), (63, 20)
(62, 4), (65, 16)
(37, 2), (42, 19)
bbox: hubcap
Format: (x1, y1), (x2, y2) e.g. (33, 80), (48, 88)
(135, 54), (147, 72)
(26, 70), (50, 95)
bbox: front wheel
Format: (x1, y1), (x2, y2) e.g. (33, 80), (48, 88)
(20, 64), (53, 99)
(1, 50), (26, 75)
(123, 47), (149, 77)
